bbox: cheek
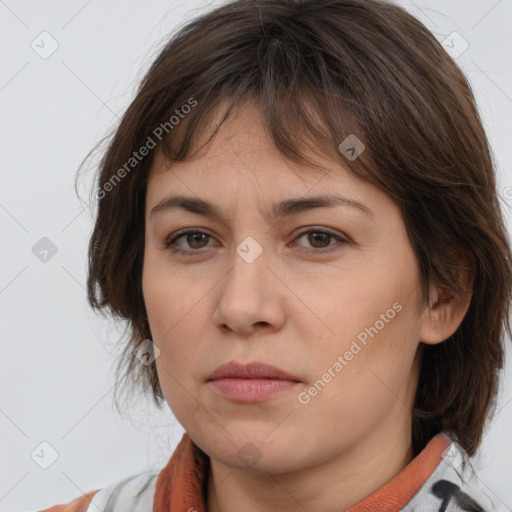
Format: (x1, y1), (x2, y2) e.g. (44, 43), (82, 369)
(155, 355), (205, 436)
(299, 272), (421, 410)
(151, 310), (205, 423)
(143, 259), (190, 337)
(316, 279), (405, 354)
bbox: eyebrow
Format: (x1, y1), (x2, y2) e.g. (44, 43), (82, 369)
(149, 194), (374, 221)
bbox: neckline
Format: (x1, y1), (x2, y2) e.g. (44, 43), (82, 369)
(153, 431), (452, 512)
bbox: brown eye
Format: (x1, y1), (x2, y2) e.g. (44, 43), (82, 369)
(165, 229), (214, 252)
(294, 229), (348, 252)
(307, 232), (331, 248)
(185, 232), (210, 249)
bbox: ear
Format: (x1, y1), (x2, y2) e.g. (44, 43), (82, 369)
(419, 272), (474, 346)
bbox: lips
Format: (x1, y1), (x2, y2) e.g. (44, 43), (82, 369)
(207, 360), (301, 382)
(207, 361), (302, 403)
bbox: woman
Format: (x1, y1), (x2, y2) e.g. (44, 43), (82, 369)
(41, 0), (512, 510)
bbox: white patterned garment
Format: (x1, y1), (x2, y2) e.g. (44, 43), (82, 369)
(399, 441), (510, 511)
(83, 471), (158, 512)
(83, 440), (510, 512)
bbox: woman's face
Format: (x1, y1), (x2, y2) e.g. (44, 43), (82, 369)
(142, 102), (431, 474)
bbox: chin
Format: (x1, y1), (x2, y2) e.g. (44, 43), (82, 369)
(200, 431), (311, 474)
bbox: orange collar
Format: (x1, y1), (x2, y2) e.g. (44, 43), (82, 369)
(153, 432), (451, 511)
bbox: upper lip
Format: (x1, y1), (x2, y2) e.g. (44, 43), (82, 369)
(207, 361), (301, 382)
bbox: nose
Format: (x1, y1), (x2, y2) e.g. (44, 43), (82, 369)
(212, 243), (287, 335)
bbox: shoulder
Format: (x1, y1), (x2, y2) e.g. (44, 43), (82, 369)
(38, 490), (100, 512)
(38, 470), (158, 512)
(404, 437), (509, 511)
(86, 470), (158, 511)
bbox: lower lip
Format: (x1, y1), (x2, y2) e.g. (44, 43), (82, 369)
(209, 378), (300, 402)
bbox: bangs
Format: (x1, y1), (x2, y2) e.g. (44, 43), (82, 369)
(156, 90), (367, 183)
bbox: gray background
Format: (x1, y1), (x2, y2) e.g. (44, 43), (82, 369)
(1, 1), (511, 510)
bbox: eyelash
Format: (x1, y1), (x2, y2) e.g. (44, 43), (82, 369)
(164, 228), (349, 255)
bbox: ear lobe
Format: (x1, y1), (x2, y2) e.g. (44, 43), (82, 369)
(419, 284), (473, 345)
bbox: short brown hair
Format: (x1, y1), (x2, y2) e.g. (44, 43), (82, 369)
(79, 0), (512, 457)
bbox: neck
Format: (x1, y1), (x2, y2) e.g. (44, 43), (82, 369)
(206, 417), (414, 512)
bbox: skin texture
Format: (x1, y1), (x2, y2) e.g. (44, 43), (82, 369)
(142, 101), (471, 512)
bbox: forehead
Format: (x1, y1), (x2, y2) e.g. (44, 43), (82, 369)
(145, 156), (377, 228)
(143, 103), (403, 242)
(146, 100), (366, 193)
(143, 99), (400, 231)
